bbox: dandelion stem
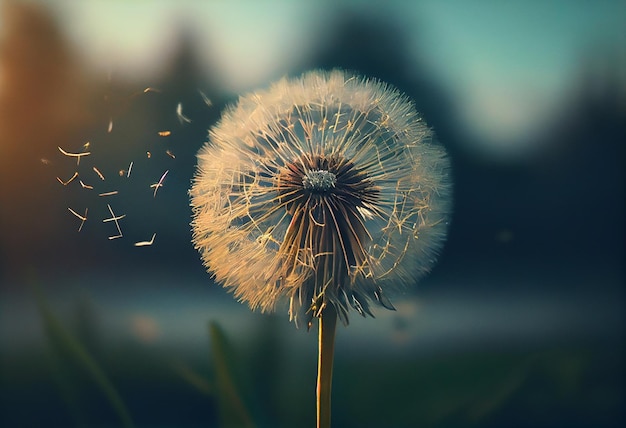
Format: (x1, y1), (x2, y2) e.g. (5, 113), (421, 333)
(317, 305), (338, 428)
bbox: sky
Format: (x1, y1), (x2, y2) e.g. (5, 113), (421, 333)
(42, 0), (625, 158)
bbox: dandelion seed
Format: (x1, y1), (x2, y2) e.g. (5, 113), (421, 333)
(68, 207), (86, 221)
(93, 166), (105, 181)
(143, 87), (161, 93)
(58, 146), (90, 165)
(98, 191), (119, 197)
(83, 142), (90, 150)
(102, 213), (126, 223)
(190, 70), (452, 326)
(198, 89), (212, 107)
(78, 208), (88, 232)
(166, 150), (175, 159)
(134, 233), (157, 247)
(68, 207), (88, 232)
(103, 203), (124, 237)
(146, 151), (151, 159)
(56, 171), (78, 186)
(151, 170), (169, 197)
(158, 131), (171, 137)
(176, 102), (191, 124)
(79, 180), (93, 190)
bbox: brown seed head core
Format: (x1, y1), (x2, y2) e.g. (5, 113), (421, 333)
(276, 154), (380, 319)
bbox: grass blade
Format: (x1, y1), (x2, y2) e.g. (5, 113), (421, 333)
(209, 321), (256, 428)
(32, 281), (135, 428)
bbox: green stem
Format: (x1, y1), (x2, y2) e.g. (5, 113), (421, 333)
(316, 305), (338, 428)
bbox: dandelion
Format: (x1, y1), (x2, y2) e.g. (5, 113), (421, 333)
(190, 69), (452, 427)
(191, 69), (451, 323)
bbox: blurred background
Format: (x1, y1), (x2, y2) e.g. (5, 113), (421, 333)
(0, 0), (624, 427)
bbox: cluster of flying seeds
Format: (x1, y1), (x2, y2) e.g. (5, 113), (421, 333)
(56, 138), (167, 244)
(46, 86), (213, 246)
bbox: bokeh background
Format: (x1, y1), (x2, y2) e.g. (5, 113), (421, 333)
(1, 1), (624, 427)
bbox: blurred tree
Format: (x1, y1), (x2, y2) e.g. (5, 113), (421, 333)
(0, 1), (98, 281)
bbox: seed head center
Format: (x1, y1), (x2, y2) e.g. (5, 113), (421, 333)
(302, 169), (337, 192)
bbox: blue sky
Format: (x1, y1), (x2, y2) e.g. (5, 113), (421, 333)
(409, 0), (624, 153)
(23, 0), (626, 157)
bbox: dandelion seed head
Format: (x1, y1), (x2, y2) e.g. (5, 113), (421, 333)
(302, 170), (336, 191)
(190, 70), (452, 326)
